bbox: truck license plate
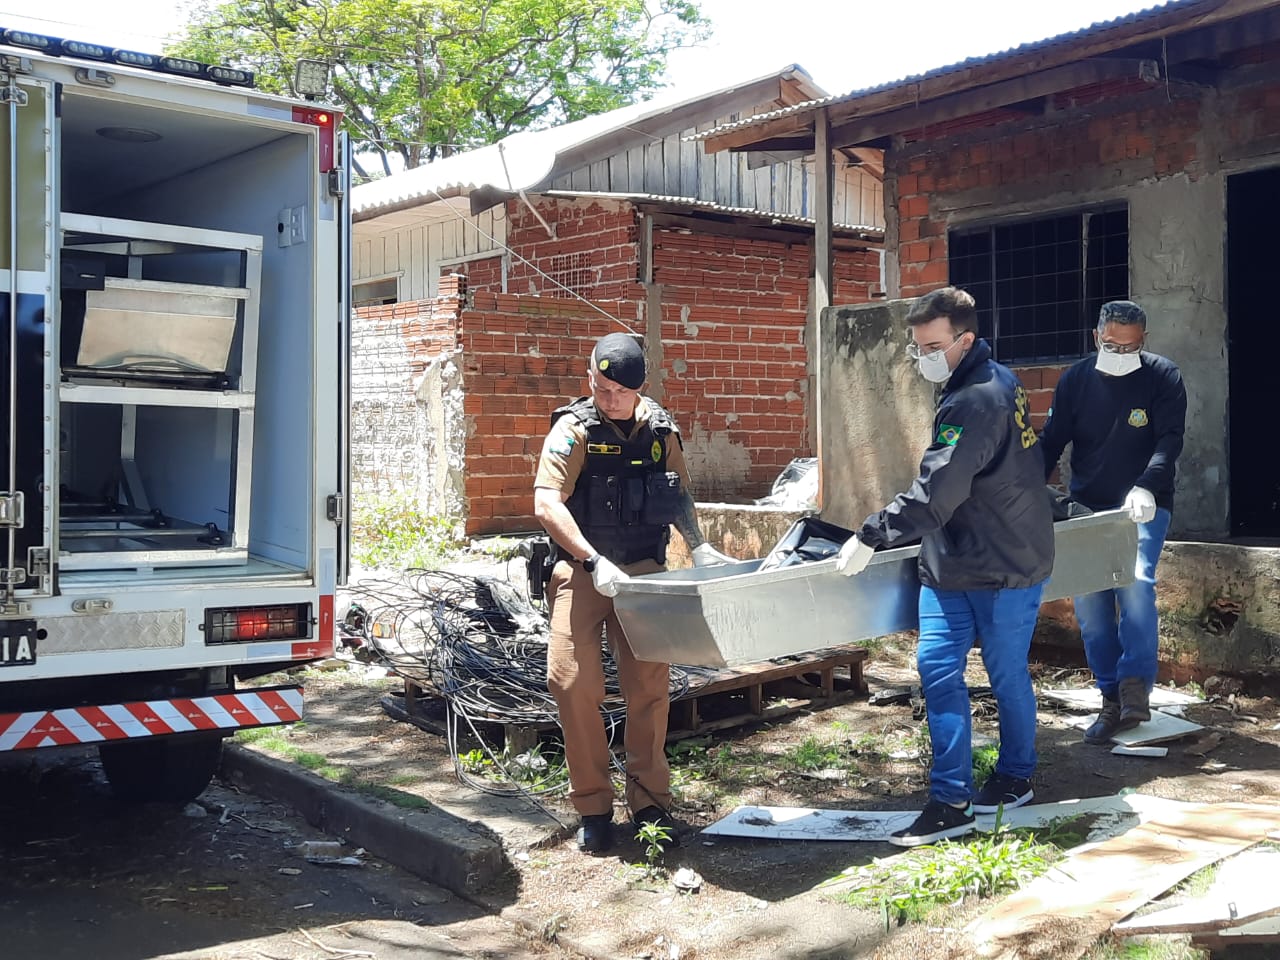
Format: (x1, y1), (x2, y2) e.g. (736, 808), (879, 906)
(1, 619), (37, 667)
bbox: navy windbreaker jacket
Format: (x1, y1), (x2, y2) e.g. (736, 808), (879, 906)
(858, 339), (1055, 591)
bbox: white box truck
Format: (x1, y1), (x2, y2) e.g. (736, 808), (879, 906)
(0, 27), (351, 801)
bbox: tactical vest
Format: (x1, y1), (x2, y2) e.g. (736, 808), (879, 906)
(551, 396), (682, 565)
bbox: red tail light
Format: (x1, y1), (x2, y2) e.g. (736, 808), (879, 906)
(204, 604), (313, 644)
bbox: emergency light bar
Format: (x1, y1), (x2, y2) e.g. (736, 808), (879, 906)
(0, 26), (256, 88)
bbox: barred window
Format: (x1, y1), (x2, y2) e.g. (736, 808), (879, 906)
(948, 206), (1129, 364)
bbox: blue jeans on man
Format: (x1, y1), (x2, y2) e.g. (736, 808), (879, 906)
(917, 581), (1046, 806)
(1072, 507), (1170, 699)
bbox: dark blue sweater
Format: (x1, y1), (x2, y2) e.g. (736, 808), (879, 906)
(1038, 352), (1186, 512)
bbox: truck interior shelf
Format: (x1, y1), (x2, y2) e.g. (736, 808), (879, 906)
(55, 215), (263, 571)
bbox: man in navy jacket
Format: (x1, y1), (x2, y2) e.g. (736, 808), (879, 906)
(837, 287), (1054, 846)
(1039, 300), (1187, 744)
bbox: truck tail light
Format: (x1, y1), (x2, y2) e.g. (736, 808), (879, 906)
(204, 603), (312, 644)
(293, 107), (340, 173)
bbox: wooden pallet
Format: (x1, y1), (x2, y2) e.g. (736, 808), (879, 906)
(395, 644), (868, 750)
(667, 645), (868, 741)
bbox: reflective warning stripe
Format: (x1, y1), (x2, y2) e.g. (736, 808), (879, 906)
(0, 688), (304, 752)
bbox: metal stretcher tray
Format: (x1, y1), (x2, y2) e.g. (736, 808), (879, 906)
(612, 510), (1138, 667)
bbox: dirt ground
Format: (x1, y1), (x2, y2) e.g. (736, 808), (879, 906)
(248, 608), (1280, 960)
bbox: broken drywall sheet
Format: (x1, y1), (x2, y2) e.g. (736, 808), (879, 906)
(1042, 686), (1203, 711)
(700, 793), (1185, 843)
(1113, 845), (1280, 936)
(1064, 708), (1203, 745)
(967, 801), (1280, 959)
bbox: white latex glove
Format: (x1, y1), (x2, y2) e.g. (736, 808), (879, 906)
(834, 535), (875, 576)
(692, 543), (735, 567)
(1123, 486), (1157, 524)
(590, 556), (628, 597)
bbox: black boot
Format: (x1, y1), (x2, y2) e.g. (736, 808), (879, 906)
(1083, 696), (1137, 744)
(1119, 677), (1152, 725)
(576, 814), (613, 853)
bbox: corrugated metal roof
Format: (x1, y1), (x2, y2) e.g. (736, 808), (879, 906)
(541, 189), (884, 238)
(352, 65), (821, 220)
(687, 0), (1204, 142)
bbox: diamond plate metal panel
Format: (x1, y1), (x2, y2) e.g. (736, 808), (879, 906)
(40, 610), (186, 653)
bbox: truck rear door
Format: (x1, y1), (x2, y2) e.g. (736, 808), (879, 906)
(1, 70), (55, 618)
(334, 131), (351, 587)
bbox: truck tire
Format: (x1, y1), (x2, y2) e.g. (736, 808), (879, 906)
(99, 735), (224, 803)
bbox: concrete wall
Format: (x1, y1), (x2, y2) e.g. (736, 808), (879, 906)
(1128, 173), (1228, 533)
(818, 300), (936, 531)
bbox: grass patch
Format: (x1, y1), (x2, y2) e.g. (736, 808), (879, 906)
(234, 725), (433, 811)
(972, 742), (999, 787)
(831, 816), (1083, 927)
(1084, 939), (1208, 960)
(351, 493), (466, 570)
(782, 735), (846, 772)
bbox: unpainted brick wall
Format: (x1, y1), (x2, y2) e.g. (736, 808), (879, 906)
(377, 196), (882, 534)
(888, 68), (1280, 430)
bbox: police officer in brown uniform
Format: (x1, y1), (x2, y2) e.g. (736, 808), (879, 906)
(533, 333), (731, 853)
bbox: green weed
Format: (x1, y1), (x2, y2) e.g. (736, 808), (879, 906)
(832, 818), (1076, 927)
(782, 735), (845, 772)
(635, 819), (674, 874)
(351, 493), (466, 570)
(972, 742), (1000, 787)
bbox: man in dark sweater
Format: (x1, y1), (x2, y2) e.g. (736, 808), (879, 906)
(1039, 300), (1187, 743)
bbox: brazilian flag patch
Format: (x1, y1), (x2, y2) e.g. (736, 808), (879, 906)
(936, 423), (963, 446)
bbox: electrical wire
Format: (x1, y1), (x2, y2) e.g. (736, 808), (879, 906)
(340, 565), (712, 810)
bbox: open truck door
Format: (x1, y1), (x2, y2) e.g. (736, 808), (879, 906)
(1, 69), (55, 635)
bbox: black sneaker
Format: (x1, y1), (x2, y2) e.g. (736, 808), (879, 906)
(1083, 697), (1137, 744)
(576, 814), (613, 854)
(889, 799), (975, 847)
(972, 773), (1034, 814)
(632, 805), (681, 848)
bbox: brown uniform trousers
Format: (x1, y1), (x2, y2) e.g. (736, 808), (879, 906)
(546, 557), (671, 818)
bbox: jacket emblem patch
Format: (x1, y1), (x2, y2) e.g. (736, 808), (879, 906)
(587, 443), (622, 454)
(936, 423), (964, 446)
(1128, 408), (1149, 428)
(651, 440), (662, 462)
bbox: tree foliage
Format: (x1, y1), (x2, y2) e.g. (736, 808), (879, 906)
(170, 0), (707, 179)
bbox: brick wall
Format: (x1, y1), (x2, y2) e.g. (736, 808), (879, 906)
(887, 67), (1280, 430)
(364, 197), (881, 534)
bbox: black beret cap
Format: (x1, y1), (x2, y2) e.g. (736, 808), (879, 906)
(591, 333), (646, 389)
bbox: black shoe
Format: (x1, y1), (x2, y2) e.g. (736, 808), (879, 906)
(631, 805), (681, 848)
(889, 799), (975, 847)
(1083, 696), (1138, 744)
(1119, 677), (1152, 724)
(972, 773), (1034, 814)
(576, 814), (613, 853)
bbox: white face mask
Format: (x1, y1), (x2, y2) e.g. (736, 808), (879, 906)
(917, 350), (954, 383)
(1095, 349), (1142, 377)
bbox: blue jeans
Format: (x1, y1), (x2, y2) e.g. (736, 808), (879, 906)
(1073, 507), (1170, 700)
(917, 582), (1045, 806)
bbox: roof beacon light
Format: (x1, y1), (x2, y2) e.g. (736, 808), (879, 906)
(160, 56), (205, 78)
(59, 39), (110, 61)
(2, 29), (55, 51)
(208, 64), (254, 87)
(112, 48), (159, 69)
(294, 58), (330, 98)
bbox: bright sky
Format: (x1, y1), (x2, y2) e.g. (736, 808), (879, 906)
(0, 0), (1168, 99)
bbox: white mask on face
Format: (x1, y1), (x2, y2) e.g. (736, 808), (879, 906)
(917, 350), (954, 383)
(1096, 349), (1142, 377)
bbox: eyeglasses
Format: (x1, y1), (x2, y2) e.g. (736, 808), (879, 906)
(906, 334), (964, 361)
(1098, 340), (1144, 355)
